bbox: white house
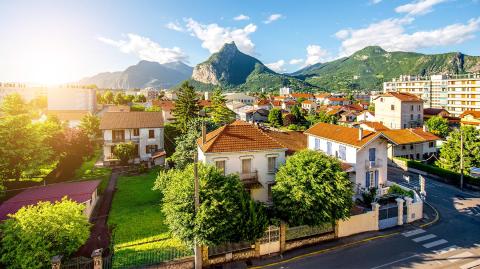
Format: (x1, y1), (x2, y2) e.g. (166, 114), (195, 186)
(224, 92), (256, 105)
(356, 111), (376, 122)
(99, 112), (165, 166)
(197, 120), (288, 202)
(381, 127), (440, 161)
(305, 123), (389, 194)
(373, 92), (423, 129)
(301, 100), (317, 111)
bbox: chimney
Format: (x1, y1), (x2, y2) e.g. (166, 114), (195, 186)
(423, 125), (427, 132)
(358, 128), (363, 141)
(201, 124), (206, 144)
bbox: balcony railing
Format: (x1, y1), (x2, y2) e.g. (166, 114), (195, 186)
(365, 159), (382, 169)
(239, 170), (262, 188)
(104, 137), (140, 143)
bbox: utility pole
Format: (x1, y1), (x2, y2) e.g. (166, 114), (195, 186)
(460, 129), (464, 191)
(193, 153), (202, 269)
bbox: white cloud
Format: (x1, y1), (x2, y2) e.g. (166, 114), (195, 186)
(395, 0), (446, 16)
(98, 33), (188, 64)
(166, 21), (184, 32)
(370, 0), (383, 4)
(305, 45), (330, 66)
(289, 58), (304, 65)
(335, 17), (480, 57)
(234, 14), (250, 21)
(264, 14), (283, 24)
(185, 18), (257, 54)
(265, 60), (286, 73)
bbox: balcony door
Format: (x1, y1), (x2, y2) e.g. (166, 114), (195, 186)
(242, 159), (252, 174)
(112, 130), (124, 142)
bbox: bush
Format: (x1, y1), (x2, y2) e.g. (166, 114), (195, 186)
(361, 187), (377, 205)
(387, 184), (414, 199)
(404, 159), (479, 187)
(288, 124), (299, 130)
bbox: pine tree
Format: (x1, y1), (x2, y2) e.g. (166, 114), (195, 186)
(211, 87), (235, 125)
(172, 82), (200, 132)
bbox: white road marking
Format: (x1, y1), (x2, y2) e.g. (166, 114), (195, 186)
(447, 251), (473, 263)
(434, 245), (458, 255)
(402, 229), (425, 237)
(422, 239), (448, 249)
(412, 234), (437, 242)
(460, 258), (480, 269)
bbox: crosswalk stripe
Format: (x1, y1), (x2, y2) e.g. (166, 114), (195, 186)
(412, 234), (436, 242)
(402, 229), (425, 237)
(460, 259), (480, 269)
(447, 251), (474, 263)
(422, 239), (448, 249)
(434, 245), (458, 255)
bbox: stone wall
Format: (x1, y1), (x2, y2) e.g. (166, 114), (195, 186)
(285, 232), (335, 251)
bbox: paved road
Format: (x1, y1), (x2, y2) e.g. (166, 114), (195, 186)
(261, 167), (480, 269)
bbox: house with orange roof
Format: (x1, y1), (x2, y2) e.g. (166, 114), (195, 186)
(289, 93), (315, 101)
(151, 100), (176, 123)
(301, 100), (317, 111)
(325, 97), (351, 106)
(197, 120), (288, 202)
(314, 93), (331, 104)
(358, 121), (390, 132)
(254, 99), (272, 110)
(381, 127), (440, 161)
(460, 110), (480, 128)
(373, 92), (423, 129)
(281, 100), (297, 111)
(270, 100), (283, 109)
(305, 123), (389, 194)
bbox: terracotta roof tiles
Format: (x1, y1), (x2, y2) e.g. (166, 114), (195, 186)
(305, 122), (380, 148)
(100, 112), (163, 129)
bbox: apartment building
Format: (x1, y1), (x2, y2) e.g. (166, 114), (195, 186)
(373, 92), (423, 129)
(47, 86), (97, 127)
(0, 82), (47, 103)
(446, 73), (480, 117)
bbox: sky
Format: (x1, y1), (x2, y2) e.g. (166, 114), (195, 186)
(0, 0), (479, 84)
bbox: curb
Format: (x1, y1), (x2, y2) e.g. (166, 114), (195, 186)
(249, 203), (440, 269)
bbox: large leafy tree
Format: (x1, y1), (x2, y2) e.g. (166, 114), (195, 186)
(437, 126), (480, 173)
(268, 108), (283, 127)
(113, 142), (137, 165)
(272, 150), (353, 226)
(306, 111), (338, 127)
(0, 93), (29, 116)
(0, 198), (90, 269)
(133, 94), (147, 103)
(114, 92), (127, 105)
(290, 105), (304, 124)
(154, 164), (268, 246)
(425, 116), (449, 138)
(103, 91), (114, 104)
(79, 113), (101, 139)
(173, 82), (200, 132)
(210, 87), (235, 125)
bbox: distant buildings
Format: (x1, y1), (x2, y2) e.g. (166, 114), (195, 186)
(224, 92), (256, 105)
(0, 82), (47, 103)
(47, 86), (97, 127)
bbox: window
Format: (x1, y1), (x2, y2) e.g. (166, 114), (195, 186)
(326, 142), (332, 155)
(267, 157), (277, 173)
(339, 145), (346, 161)
(418, 105), (421, 111)
(429, 141), (434, 148)
(365, 171), (376, 188)
(417, 114), (421, 120)
(411, 105), (414, 111)
(314, 138), (321, 150)
(368, 148), (376, 162)
(146, 144), (158, 154)
(242, 159), (252, 174)
(402, 145), (406, 150)
(410, 114), (414, 120)
(410, 144), (414, 150)
(267, 184), (273, 201)
(403, 124), (407, 128)
(148, 129), (155, 138)
(133, 128), (139, 136)
(215, 160), (225, 175)
(112, 130), (124, 141)
(390, 105), (395, 110)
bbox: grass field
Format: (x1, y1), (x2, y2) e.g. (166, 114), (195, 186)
(108, 169), (191, 268)
(74, 148), (112, 193)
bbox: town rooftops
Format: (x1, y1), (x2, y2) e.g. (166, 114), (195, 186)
(460, 110), (480, 118)
(381, 128), (440, 145)
(424, 108), (449, 116)
(290, 93), (314, 99)
(262, 129), (307, 155)
(255, 99), (270, 106)
(359, 121), (390, 131)
(302, 100), (315, 104)
(99, 112), (163, 129)
(327, 97), (347, 101)
(305, 122), (380, 148)
(197, 120), (286, 153)
(314, 93), (331, 99)
(376, 92), (423, 102)
(0, 180), (100, 221)
(152, 100), (176, 111)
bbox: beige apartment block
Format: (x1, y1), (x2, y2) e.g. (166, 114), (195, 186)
(373, 92), (423, 129)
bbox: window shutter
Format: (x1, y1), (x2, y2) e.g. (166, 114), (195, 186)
(365, 172), (370, 188)
(374, 170), (379, 188)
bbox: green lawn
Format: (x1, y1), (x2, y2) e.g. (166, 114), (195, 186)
(74, 148), (112, 193)
(108, 169), (191, 267)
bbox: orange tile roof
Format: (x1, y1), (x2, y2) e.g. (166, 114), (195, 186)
(302, 100), (315, 104)
(305, 122), (380, 148)
(460, 110), (480, 118)
(198, 100), (212, 108)
(255, 99), (270, 106)
(314, 93), (331, 99)
(290, 93), (314, 99)
(381, 128), (440, 145)
(271, 100), (282, 106)
(197, 120), (286, 153)
(152, 100), (176, 111)
(360, 121), (389, 131)
(379, 92), (423, 102)
(273, 96), (286, 100)
(327, 97), (347, 101)
(343, 104), (364, 112)
(100, 112), (163, 129)
(262, 130), (307, 155)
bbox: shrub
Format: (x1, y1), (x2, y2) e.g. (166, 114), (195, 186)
(387, 184), (414, 199)
(361, 187), (377, 205)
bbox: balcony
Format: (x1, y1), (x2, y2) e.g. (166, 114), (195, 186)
(365, 159), (382, 169)
(239, 170), (262, 189)
(104, 137), (140, 144)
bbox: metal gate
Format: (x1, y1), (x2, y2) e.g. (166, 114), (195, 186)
(378, 205), (398, 229)
(258, 225), (280, 255)
(61, 257), (94, 269)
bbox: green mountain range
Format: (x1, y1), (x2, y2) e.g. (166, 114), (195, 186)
(190, 42), (314, 92)
(291, 46), (480, 92)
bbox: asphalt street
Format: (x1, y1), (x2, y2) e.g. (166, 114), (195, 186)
(260, 167), (480, 269)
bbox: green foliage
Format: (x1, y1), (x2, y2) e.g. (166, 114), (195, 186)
(272, 150), (353, 226)
(29, 95), (47, 110)
(74, 148), (112, 193)
(113, 142), (137, 165)
(0, 93), (29, 116)
(131, 104), (146, 111)
(134, 94), (147, 103)
(145, 106), (161, 112)
(172, 82), (200, 132)
(425, 116), (449, 138)
(290, 105), (304, 123)
(306, 111), (338, 126)
(79, 113), (101, 139)
(437, 126), (480, 173)
(155, 164), (268, 246)
(210, 87), (235, 125)
(361, 187), (377, 205)
(103, 91), (114, 104)
(387, 185), (414, 199)
(0, 198), (90, 269)
(268, 108), (283, 127)
(114, 92), (128, 105)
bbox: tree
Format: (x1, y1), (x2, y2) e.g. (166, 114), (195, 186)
(29, 95), (47, 110)
(154, 164), (268, 246)
(425, 116), (449, 138)
(113, 142), (137, 165)
(114, 92), (127, 105)
(272, 150), (353, 226)
(79, 113), (101, 139)
(0, 198), (90, 269)
(134, 94), (147, 103)
(437, 126), (480, 173)
(0, 93), (29, 116)
(173, 82), (200, 132)
(306, 111), (338, 127)
(268, 108), (283, 127)
(290, 105), (304, 124)
(210, 87), (235, 125)
(103, 91), (114, 104)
